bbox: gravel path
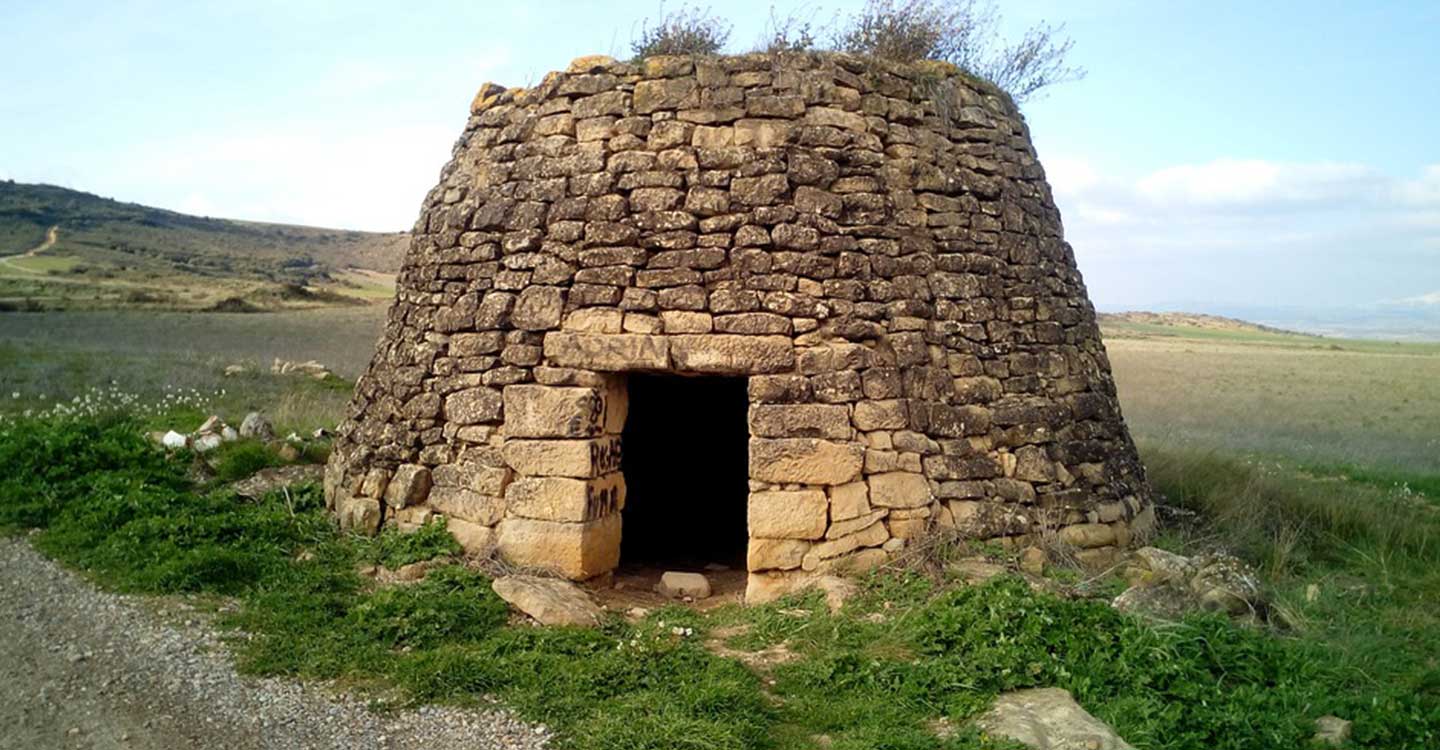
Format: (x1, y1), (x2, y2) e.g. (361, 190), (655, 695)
(0, 537), (551, 750)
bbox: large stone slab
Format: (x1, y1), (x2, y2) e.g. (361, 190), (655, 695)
(868, 472), (932, 509)
(502, 436), (624, 478)
(506, 473), (626, 522)
(447, 517), (497, 556)
(748, 489), (828, 540)
(746, 537), (811, 571)
(504, 384), (606, 438)
(492, 575), (602, 626)
(444, 387), (504, 425)
(976, 688), (1134, 750)
(428, 486), (505, 526)
(748, 404), (852, 440)
(543, 332), (669, 371)
(670, 335), (795, 374)
(749, 438), (863, 485)
(497, 514), (622, 580)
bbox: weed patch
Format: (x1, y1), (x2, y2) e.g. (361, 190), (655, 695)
(3, 415), (1438, 749)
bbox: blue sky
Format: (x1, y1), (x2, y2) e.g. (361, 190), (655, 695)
(2, 0), (1437, 310)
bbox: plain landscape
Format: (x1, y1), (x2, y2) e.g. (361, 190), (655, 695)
(3, 2), (1438, 747)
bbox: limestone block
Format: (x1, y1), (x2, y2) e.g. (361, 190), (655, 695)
(512, 286), (565, 330)
(1059, 523), (1118, 549)
(734, 119), (791, 148)
(492, 575), (601, 626)
(506, 473), (626, 522)
(750, 438), (863, 485)
(633, 77), (699, 113)
(802, 520), (889, 571)
(383, 464), (432, 509)
(433, 462), (512, 496)
(497, 514), (622, 580)
(444, 387), (504, 425)
(504, 384), (606, 438)
(868, 471), (932, 508)
(503, 436), (623, 478)
(812, 547), (888, 576)
(1015, 445), (1057, 483)
(543, 332), (670, 371)
(977, 688), (1135, 750)
(748, 489), (828, 539)
(827, 509), (887, 539)
(659, 311), (713, 333)
(829, 481), (871, 521)
(852, 399), (909, 431)
(670, 334), (794, 374)
(360, 467), (391, 499)
(746, 537), (811, 571)
(748, 404), (851, 440)
(924, 453), (1003, 481)
(338, 495), (382, 535)
(563, 307), (624, 333)
(744, 570), (809, 605)
(566, 54), (616, 74)
(447, 518), (498, 556)
(429, 486), (505, 526)
(888, 515), (931, 540)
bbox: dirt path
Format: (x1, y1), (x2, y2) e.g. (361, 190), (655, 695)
(0, 225), (60, 274)
(0, 537), (550, 750)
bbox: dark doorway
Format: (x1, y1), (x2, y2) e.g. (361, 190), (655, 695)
(620, 374), (749, 569)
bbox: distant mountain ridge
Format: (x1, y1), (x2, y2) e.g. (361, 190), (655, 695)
(0, 181), (406, 310)
(1097, 311), (1306, 337)
(0, 181), (407, 278)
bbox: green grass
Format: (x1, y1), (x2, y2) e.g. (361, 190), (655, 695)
(3, 413), (1438, 749)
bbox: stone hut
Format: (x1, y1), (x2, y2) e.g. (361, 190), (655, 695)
(324, 51), (1155, 601)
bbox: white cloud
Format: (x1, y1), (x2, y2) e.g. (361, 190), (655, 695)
(1134, 159), (1385, 210)
(1046, 158), (1440, 307)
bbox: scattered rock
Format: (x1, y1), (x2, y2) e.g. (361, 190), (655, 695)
(277, 443), (302, 462)
(491, 575), (602, 626)
(192, 433), (223, 454)
(948, 557), (1009, 585)
(220, 425), (238, 442)
(976, 687), (1134, 750)
(1312, 715), (1352, 746)
(813, 575), (858, 613)
(272, 358), (334, 380)
(230, 464), (326, 500)
(394, 561), (432, 582)
(222, 364), (247, 376)
(1113, 547), (1265, 622)
(656, 571), (712, 599)
(1019, 546), (1047, 576)
(160, 431), (188, 450)
(239, 412), (275, 441)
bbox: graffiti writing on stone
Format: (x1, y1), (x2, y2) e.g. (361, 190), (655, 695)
(589, 436), (623, 475)
(585, 479), (622, 521)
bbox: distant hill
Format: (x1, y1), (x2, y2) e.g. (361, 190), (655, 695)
(1097, 311), (1305, 337)
(0, 181), (406, 310)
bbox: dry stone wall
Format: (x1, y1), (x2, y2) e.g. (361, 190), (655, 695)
(325, 51), (1155, 600)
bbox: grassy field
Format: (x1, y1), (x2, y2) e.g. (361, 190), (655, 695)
(1103, 321), (1440, 474)
(1, 309), (1437, 748)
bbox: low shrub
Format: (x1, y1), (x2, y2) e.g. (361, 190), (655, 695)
(631, 5), (731, 58)
(355, 517), (462, 570)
